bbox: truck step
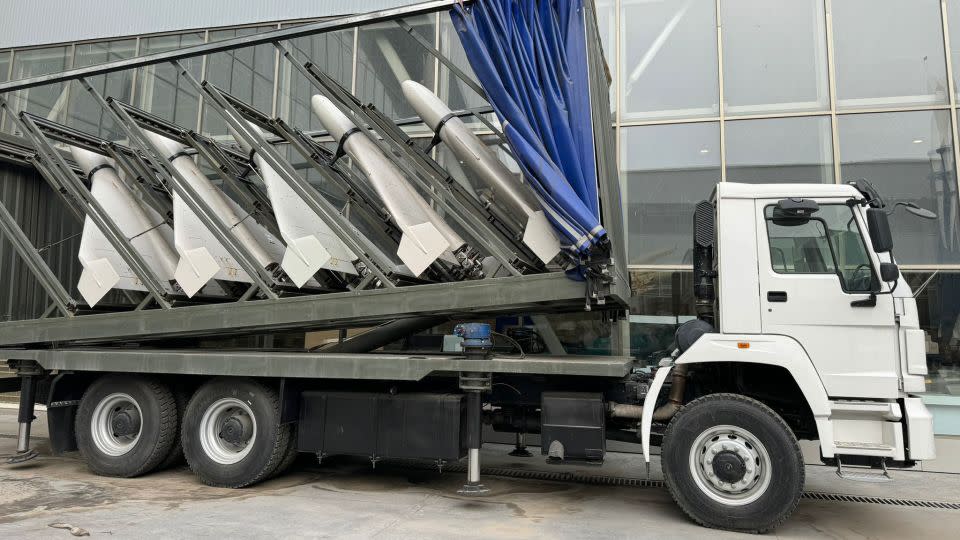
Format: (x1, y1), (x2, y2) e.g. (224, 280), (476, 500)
(834, 441), (895, 452)
(835, 456), (892, 483)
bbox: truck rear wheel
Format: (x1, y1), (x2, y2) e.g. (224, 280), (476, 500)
(156, 385), (190, 470)
(75, 374), (178, 478)
(661, 393), (803, 533)
(268, 424), (299, 479)
(181, 378), (289, 488)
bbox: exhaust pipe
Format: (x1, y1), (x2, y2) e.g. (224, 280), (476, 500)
(607, 364), (688, 422)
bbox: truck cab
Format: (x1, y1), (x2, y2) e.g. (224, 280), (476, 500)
(646, 181), (937, 529)
(713, 181), (934, 459)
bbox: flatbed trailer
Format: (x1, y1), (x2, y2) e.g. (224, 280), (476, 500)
(0, 0), (939, 534)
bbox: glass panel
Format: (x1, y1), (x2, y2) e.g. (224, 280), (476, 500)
(620, 0), (719, 121)
(725, 116), (834, 184)
(0, 51), (9, 82)
(277, 29), (354, 132)
(6, 46), (71, 133)
(629, 269), (696, 363)
(906, 271), (960, 397)
(949, 1), (960, 101)
(838, 110), (960, 264)
(764, 204), (874, 292)
(136, 33), (205, 129)
(765, 210), (836, 274)
(438, 13), (486, 119)
(540, 311), (614, 355)
(67, 39), (136, 140)
(721, 0), (828, 115)
(595, 0), (616, 113)
(621, 122), (720, 265)
(356, 15), (436, 122)
(202, 27), (277, 138)
(832, 0), (948, 109)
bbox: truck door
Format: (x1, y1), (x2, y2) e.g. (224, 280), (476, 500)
(755, 199), (900, 399)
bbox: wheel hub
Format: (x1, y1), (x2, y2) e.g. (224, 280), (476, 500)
(111, 410), (141, 437)
(689, 425), (771, 506)
(200, 398), (257, 465)
(219, 414), (251, 446)
(711, 451), (746, 483)
(90, 393), (143, 457)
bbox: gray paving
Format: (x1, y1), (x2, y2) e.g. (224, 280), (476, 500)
(1, 408), (960, 539)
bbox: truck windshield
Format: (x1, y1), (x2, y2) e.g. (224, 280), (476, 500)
(765, 204), (874, 292)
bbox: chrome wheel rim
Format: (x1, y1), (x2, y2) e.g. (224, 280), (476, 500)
(90, 392), (142, 457)
(199, 397), (257, 465)
(688, 424), (771, 506)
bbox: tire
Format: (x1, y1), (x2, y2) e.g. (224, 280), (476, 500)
(156, 384), (191, 470)
(267, 424), (300, 480)
(75, 374), (178, 478)
(181, 377), (289, 488)
(661, 393), (804, 533)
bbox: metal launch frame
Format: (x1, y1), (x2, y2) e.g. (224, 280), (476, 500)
(0, 0), (629, 371)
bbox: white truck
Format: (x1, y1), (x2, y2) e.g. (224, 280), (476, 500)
(0, 0), (937, 534)
(642, 180), (937, 530)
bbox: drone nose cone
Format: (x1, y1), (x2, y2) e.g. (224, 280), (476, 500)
(401, 79), (451, 130)
(310, 95), (355, 140)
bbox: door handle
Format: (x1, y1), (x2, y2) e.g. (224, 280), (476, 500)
(767, 291), (788, 302)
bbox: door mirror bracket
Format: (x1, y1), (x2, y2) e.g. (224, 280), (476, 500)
(850, 263), (899, 307)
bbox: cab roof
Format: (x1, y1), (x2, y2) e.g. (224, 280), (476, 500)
(715, 182), (860, 200)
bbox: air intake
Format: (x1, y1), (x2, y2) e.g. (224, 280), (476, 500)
(694, 200), (715, 248)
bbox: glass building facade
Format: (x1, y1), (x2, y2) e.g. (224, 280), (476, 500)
(610, 0), (960, 418)
(1, 1), (959, 421)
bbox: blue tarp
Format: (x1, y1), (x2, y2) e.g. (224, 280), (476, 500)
(451, 0), (606, 254)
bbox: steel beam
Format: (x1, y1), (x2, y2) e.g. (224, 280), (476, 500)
(583, 0), (631, 319)
(100, 142), (174, 225)
(182, 131), (283, 241)
(0, 347), (632, 381)
(0, 200), (77, 317)
(0, 1), (465, 94)
(5, 104), (174, 309)
(394, 19), (487, 102)
(25, 156), (87, 223)
(0, 271), (627, 346)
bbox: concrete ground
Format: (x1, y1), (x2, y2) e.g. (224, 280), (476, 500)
(2, 408), (960, 539)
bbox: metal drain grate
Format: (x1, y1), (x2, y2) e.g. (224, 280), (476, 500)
(386, 460), (960, 510)
(801, 491), (960, 510)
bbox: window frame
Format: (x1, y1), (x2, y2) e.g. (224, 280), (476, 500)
(763, 203), (877, 294)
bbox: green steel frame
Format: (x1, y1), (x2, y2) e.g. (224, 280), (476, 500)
(0, 0), (631, 369)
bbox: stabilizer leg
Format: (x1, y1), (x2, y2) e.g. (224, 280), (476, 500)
(7, 363), (42, 464)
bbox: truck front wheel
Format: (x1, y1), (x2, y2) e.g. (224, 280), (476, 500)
(661, 393), (803, 533)
(181, 378), (290, 488)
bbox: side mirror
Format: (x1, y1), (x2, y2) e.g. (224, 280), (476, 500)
(904, 203), (938, 220)
(866, 208), (894, 252)
(879, 262), (899, 282)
